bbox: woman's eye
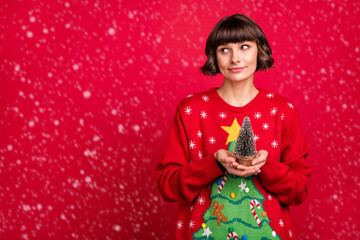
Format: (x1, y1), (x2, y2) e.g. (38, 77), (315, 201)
(241, 45), (250, 50)
(220, 48), (229, 53)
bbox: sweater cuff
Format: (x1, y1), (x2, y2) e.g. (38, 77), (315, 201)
(258, 159), (282, 184)
(216, 160), (227, 172)
(195, 154), (226, 184)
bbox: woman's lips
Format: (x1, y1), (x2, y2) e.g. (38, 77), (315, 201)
(228, 67), (245, 73)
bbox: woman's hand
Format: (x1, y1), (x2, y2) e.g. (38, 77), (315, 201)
(251, 150), (268, 171)
(214, 149), (260, 177)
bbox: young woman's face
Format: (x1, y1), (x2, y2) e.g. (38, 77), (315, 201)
(216, 41), (258, 83)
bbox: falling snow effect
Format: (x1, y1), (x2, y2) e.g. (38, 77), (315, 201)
(0, 0), (359, 239)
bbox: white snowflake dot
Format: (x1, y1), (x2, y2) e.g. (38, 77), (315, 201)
(176, 221), (183, 229)
(281, 113), (285, 120)
(270, 107), (278, 116)
(219, 112), (227, 119)
(132, 125), (140, 132)
(279, 219), (284, 227)
(202, 95), (209, 102)
(271, 140), (278, 148)
(37, 203), (42, 211)
(85, 176), (91, 183)
(26, 31), (33, 38)
(254, 112), (262, 119)
(200, 111), (207, 119)
(184, 106), (192, 115)
(113, 225), (121, 232)
(29, 121), (35, 127)
(83, 90), (91, 99)
(262, 123), (269, 130)
(14, 64), (20, 72)
(209, 137), (216, 144)
(118, 124), (125, 134)
(189, 141), (196, 149)
(108, 28), (115, 35)
(73, 64), (79, 71)
(266, 93), (274, 98)
(197, 196), (205, 205)
(189, 220), (195, 228)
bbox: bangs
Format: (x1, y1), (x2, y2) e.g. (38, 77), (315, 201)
(213, 18), (256, 47)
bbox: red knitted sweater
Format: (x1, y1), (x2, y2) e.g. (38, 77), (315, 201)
(156, 87), (312, 240)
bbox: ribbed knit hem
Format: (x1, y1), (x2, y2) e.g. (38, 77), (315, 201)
(216, 160), (227, 172)
(258, 159), (282, 184)
(195, 154), (226, 185)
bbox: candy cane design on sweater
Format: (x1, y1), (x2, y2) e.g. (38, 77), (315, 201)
(250, 199), (262, 226)
(217, 172), (228, 194)
(227, 231), (238, 240)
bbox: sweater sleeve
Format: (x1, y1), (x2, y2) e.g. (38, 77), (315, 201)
(156, 107), (225, 204)
(258, 111), (312, 206)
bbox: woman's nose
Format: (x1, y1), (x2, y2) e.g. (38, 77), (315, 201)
(231, 51), (241, 63)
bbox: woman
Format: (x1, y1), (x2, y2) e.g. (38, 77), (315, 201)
(156, 13), (311, 240)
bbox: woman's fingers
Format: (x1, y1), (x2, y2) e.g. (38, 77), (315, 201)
(251, 153), (267, 166)
(252, 158), (264, 166)
(234, 168), (258, 177)
(219, 151), (265, 177)
(217, 152), (236, 163)
(234, 163), (256, 171)
(226, 156), (236, 163)
(227, 163), (259, 177)
(219, 156), (235, 164)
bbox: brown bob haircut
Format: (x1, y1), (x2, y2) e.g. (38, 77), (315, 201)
(200, 14), (274, 76)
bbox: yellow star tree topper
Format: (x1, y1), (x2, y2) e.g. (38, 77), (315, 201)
(221, 118), (241, 145)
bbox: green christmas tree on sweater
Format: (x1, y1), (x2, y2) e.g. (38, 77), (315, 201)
(193, 117), (281, 240)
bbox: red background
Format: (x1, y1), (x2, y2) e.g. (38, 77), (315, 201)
(1, 1), (359, 239)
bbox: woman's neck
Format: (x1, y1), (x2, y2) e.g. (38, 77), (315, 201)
(216, 81), (259, 108)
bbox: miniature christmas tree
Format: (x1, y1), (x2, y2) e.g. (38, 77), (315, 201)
(233, 117), (257, 166)
(192, 117), (280, 240)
